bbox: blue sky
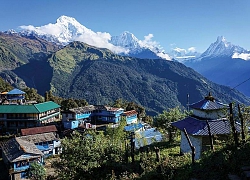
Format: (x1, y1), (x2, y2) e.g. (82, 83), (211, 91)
(1, 0), (250, 52)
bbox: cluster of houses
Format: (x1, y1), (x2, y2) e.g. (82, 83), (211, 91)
(0, 88), (241, 179)
(0, 88), (155, 179)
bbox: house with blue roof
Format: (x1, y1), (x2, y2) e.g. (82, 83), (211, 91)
(62, 105), (137, 129)
(171, 93), (240, 160)
(124, 123), (143, 132)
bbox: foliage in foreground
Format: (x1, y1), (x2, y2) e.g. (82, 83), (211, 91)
(53, 128), (192, 180)
(190, 140), (250, 180)
(154, 107), (189, 141)
(27, 162), (46, 180)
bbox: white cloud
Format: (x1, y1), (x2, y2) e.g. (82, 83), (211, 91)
(74, 31), (128, 54)
(173, 47), (196, 53)
(139, 34), (159, 49)
(20, 23), (62, 36)
(137, 34), (171, 60)
(188, 47), (196, 52)
(173, 47), (186, 53)
(232, 52), (250, 60)
(156, 52), (171, 60)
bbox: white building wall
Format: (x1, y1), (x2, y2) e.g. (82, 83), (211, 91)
(193, 109), (226, 119)
(180, 131), (202, 160)
(53, 140), (61, 155)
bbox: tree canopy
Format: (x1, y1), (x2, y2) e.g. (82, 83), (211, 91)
(154, 107), (189, 141)
(27, 162), (46, 180)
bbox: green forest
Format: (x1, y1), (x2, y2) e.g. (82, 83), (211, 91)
(1, 77), (250, 180)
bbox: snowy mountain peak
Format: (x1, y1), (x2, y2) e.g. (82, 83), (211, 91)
(56, 15), (78, 24)
(110, 31), (140, 49)
(55, 15), (87, 32)
(201, 36), (247, 58)
(121, 31), (138, 39)
(216, 35), (226, 43)
(215, 36), (231, 48)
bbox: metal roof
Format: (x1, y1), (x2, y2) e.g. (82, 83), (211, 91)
(189, 99), (228, 110)
(171, 116), (240, 136)
(21, 125), (57, 136)
(7, 88), (25, 95)
(1, 137), (43, 162)
(34, 101), (60, 112)
(0, 105), (40, 113)
(18, 132), (57, 144)
(68, 105), (124, 113)
(122, 110), (138, 116)
(124, 123), (143, 132)
(69, 105), (96, 113)
(0, 101), (60, 113)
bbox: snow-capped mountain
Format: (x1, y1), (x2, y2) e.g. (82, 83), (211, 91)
(19, 16), (93, 45)
(110, 31), (141, 50)
(7, 15), (250, 61)
(13, 15), (171, 60)
(184, 36), (250, 97)
(110, 31), (171, 59)
(200, 36), (250, 60)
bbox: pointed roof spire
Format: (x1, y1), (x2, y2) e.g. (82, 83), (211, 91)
(205, 92), (215, 102)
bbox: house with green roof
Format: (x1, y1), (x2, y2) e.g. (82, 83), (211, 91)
(0, 89), (61, 133)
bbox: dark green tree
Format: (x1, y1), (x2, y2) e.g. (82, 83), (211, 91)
(60, 98), (79, 111)
(23, 87), (44, 103)
(54, 131), (125, 179)
(113, 98), (128, 108)
(154, 106), (188, 142)
(0, 77), (12, 92)
(27, 162), (46, 180)
(142, 115), (154, 126)
(74, 99), (88, 107)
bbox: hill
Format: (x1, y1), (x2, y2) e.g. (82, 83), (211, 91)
(45, 42), (250, 114)
(0, 34), (249, 115)
(0, 32), (61, 89)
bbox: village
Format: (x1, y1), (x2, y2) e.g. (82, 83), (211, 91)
(0, 88), (249, 180)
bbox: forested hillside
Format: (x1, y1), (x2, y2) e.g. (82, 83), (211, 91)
(46, 42), (250, 114)
(0, 34), (249, 115)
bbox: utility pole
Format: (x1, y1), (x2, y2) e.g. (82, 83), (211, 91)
(206, 120), (214, 151)
(183, 128), (195, 165)
(229, 103), (239, 147)
(238, 104), (245, 142)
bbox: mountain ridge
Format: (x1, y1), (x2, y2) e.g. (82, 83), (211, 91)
(0, 25), (250, 114)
